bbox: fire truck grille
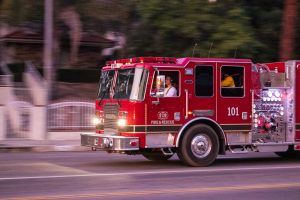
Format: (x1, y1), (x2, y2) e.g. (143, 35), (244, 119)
(103, 103), (119, 130)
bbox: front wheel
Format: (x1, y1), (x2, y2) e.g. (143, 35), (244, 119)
(178, 124), (219, 167)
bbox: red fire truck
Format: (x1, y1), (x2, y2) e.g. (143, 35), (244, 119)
(81, 57), (300, 166)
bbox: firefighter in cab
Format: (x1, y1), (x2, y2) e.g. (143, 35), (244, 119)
(221, 73), (236, 87)
(164, 76), (177, 97)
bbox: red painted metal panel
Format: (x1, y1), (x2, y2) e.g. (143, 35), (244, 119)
(295, 62), (300, 141)
(216, 62), (252, 126)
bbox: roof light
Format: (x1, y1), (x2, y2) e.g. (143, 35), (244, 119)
(105, 57), (177, 66)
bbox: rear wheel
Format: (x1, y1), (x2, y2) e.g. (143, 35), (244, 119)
(142, 152), (174, 161)
(178, 124), (219, 167)
(275, 146), (300, 158)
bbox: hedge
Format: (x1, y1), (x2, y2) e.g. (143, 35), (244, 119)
(6, 63), (100, 83)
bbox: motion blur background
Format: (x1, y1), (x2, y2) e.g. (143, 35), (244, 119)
(0, 0), (299, 142)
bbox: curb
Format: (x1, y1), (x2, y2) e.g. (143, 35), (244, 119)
(34, 145), (90, 152)
(0, 145), (90, 153)
(32, 145), (90, 152)
(0, 146), (34, 153)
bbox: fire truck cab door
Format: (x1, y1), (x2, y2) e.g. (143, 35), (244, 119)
(149, 70), (183, 130)
(217, 62), (252, 132)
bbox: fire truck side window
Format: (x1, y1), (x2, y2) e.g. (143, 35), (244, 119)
(195, 66), (213, 97)
(221, 66), (244, 97)
(151, 71), (179, 97)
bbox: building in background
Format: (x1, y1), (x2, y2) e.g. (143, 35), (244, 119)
(0, 26), (115, 68)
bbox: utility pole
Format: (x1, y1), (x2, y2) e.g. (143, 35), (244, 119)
(43, 0), (54, 100)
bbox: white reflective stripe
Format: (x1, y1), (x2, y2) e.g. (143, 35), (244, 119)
(1, 164), (300, 181)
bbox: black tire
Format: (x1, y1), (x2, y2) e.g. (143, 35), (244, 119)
(177, 124), (219, 167)
(275, 146), (300, 158)
(142, 152), (174, 161)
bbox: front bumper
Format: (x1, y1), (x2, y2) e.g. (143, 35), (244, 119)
(81, 133), (139, 151)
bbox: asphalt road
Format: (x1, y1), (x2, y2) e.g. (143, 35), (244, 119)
(0, 151), (300, 200)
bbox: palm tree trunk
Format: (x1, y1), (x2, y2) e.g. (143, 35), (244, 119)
(59, 7), (82, 66)
(279, 0), (298, 61)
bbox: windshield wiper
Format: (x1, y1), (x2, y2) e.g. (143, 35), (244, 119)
(98, 81), (111, 107)
(116, 99), (122, 107)
(112, 85), (122, 108)
(98, 88), (107, 107)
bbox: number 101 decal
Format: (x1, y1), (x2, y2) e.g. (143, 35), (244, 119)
(227, 107), (239, 116)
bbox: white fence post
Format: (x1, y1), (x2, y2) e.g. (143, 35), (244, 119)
(0, 106), (6, 140)
(24, 62), (47, 140)
(30, 106), (47, 140)
(0, 74), (13, 140)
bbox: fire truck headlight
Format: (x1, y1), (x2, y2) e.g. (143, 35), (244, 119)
(117, 119), (127, 127)
(92, 117), (101, 126)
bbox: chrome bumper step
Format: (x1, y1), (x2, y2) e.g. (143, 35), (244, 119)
(81, 133), (139, 151)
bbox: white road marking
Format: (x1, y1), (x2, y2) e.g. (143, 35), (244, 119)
(0, 162), (90, 175)
(1, 164), (300, 181)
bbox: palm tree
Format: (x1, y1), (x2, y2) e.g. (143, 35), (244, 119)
(59, 6), (82, 65)
(280, 0), (298, 60)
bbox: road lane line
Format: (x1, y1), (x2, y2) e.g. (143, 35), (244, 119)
(0, 162), (91, 175)
(1, 164), (300, 181)
(2, 182), (300, 200)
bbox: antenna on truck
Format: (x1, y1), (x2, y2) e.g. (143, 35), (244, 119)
(208, 41), (214, 57)
(234, 47), (238, 58)
(192, 43), (198, 57)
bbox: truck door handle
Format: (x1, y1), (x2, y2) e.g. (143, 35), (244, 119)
(185, 89), (188, 119)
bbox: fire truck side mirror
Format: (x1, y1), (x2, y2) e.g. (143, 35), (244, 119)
(156, 75), (165, 93)
(153, 75), (165, 98)
(151, 75), (165, 105)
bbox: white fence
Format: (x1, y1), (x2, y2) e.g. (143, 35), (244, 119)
(0, 75), (13, 86)
(1, 61), (96, 139)
(4, 100), (95, 139)
(47, 101), (95, 131)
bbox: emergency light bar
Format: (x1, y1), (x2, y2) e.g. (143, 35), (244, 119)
(106, 57), (177, 65)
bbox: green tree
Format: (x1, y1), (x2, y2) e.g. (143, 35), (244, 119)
(244, 0), (283, 62)
(210, 3), (259, 59)
(129, 0), (261, 60)
(0, 0), (43, 25)
(1, 0), (298, 63)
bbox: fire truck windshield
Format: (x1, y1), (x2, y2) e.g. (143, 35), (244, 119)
(97, 70), (115, 99)
(113, 68), (148, 100)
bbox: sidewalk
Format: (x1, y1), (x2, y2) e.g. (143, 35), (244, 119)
(0, 139), (90, 152)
